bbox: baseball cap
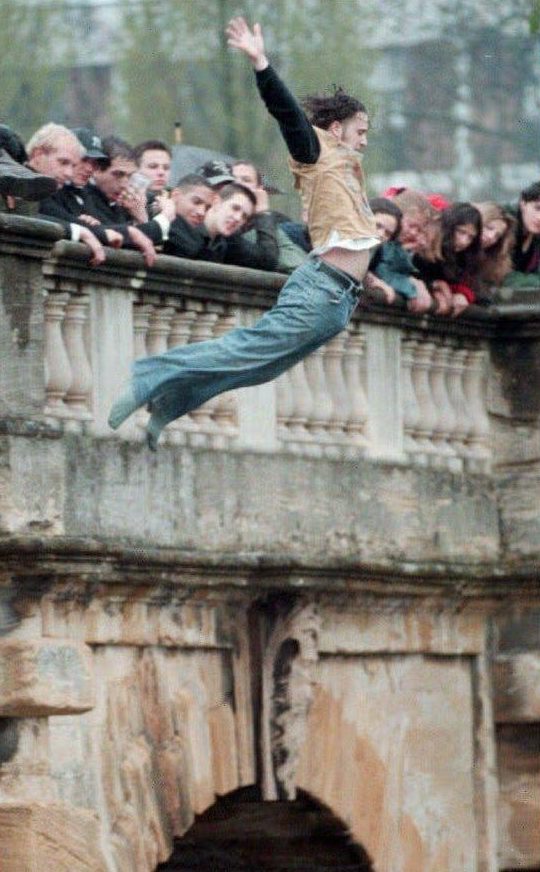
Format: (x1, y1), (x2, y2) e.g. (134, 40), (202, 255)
(72, 128), (107, 160)
(196, 159), (235, 187)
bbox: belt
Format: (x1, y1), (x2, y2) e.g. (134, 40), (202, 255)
(315, 258), (363, 297)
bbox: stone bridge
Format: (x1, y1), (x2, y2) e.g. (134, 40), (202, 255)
(0, 213), (539, 872)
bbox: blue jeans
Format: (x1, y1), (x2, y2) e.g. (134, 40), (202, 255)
(132, 258), (360, 447)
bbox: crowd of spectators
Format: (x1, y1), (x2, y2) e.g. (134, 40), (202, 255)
(0, 119), (539, 317)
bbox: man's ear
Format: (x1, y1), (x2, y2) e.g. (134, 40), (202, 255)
(327, 120), (343, 141)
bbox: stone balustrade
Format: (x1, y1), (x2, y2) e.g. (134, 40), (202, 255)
(2, 222), (497, 474)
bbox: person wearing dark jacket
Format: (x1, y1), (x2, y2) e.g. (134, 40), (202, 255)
(165, 181), (278, 270)
(511, 181), (540, 276)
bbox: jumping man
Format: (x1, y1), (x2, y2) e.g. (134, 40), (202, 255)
(108, 17), (380, 449)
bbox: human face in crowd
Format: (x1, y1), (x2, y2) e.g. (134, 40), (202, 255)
(337, 111), (369, 153)
(399, 211), (428, 253)
(520, 197), (540, 237)
(94, 157), (137, 202)
(374, 212), (398, 243)
(29, 135), (81, 186)
(206, 192), (254, 237)
(138, 148), (171, 191)
(73, 157), (102, 188)
(172, 185), (214, 226)
(481, 218), (507, 250)
(232, 162), (259, 191)
(453, 222), (478, 252)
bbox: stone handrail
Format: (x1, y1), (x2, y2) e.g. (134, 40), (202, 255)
(2, 213), (539, 474)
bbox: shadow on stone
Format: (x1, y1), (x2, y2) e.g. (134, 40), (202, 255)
(157, 786), (374, 871)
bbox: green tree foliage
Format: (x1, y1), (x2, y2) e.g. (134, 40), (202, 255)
(530, 0), (540, 32)
(0, 1), (72, 138)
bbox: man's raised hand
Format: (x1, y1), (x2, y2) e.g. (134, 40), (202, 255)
(226, 17), (268, 71)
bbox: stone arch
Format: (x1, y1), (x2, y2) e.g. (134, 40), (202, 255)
(156, 785), (375, 871)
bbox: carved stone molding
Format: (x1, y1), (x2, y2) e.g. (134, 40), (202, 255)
(260, 597), (321, 800)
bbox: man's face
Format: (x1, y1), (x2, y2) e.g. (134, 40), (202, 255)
(138, 148), (171, 191)
(231, 163), (259, 192)
(94, 157), (136, 202)
(338, 111), (369, 153)
(206, 192), (254, 237)
(29, 135), (81, 186)
(520, 198), (540, 236)
(73, 157), (102, 188)
(172, 185), (214, 226)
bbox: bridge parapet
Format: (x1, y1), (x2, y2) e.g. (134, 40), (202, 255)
(3, 213), (521, 473)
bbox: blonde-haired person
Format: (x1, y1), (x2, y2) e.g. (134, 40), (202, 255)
(474, 202), (515, 296)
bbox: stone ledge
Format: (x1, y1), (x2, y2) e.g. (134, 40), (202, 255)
(0, 638), (95, 716)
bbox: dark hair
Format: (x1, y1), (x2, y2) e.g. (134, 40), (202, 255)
(174, 173), (213, 192)
(303, 87), (367, 129)
(230, 159), (262, 186)
(100, 136), (135, 168)
(369, 197), (402, 240)
(514, 180), (540, 268)
(520, 180), (540, 203)
(218, 182), (257, 208)
(439, 202), (482, 281)
(133, 139), (171, 163)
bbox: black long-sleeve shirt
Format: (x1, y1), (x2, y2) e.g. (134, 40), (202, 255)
(40, 183), (166, 247)
(255, 65), (320, 165)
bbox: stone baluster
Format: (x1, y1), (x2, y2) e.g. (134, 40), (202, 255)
(304, 345), (333, 451)
(188, 307), (220, 437)
(211, 308), (239, 444)
(429, 340), (457, 466)
(275, 370), (294, 442)
(132, 303), (155, 433)
(44, 292), (72, 418)
(133, 303), (154, 360)
(446, 344), (471, 464)
(286, 359), (314, 446)
(63, 294), (93, 421)
(146, 305), (174, 357)
(165, 306), (198, 442)
(342, 323), (368, 452)
(323, 331), (349, 446)
(401, 335), (420, 459)
(410, 338), (438, 463)
(463, 345), (491, 470)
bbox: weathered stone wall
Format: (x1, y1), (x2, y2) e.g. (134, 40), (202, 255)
(0, 219), (539, 871)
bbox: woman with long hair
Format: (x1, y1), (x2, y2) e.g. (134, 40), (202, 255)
(512, 181), (540, 276)
(414, 201), (483, 316)
(474, 202), (515, 295)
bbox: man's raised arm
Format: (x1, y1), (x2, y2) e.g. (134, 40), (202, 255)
(226, 16), (320, 165)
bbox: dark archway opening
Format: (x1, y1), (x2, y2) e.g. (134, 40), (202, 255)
(157, 786), (374, 871)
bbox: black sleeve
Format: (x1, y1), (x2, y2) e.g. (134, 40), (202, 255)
(163, 217), (207, 259)
(114, 219), (164, 246)
(224, 212), (279, 271)
(255, 65), (320, 164)
(39, 194), (109, 245)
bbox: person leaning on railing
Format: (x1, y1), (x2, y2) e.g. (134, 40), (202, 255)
(503, 180), (540, 290)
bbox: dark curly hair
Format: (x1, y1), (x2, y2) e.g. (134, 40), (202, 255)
(302, 86), (367, 129)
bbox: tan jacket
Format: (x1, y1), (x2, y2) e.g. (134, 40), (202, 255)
(289, 126), (377, 250)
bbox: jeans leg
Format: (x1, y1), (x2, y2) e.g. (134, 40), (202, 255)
(130, 259), (357, 446)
